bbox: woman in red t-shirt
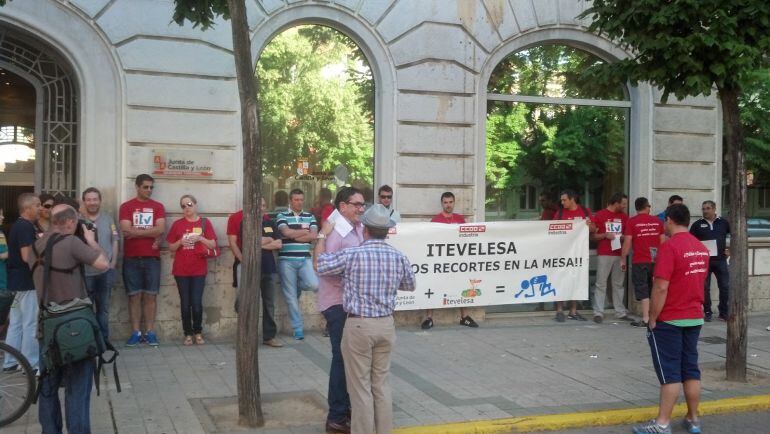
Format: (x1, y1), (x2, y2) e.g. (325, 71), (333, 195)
(166, 195), (217, 345)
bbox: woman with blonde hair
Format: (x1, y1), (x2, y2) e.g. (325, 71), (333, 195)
(166, 195), (217, 345)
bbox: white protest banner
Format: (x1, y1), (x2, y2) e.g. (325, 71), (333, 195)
(387, 220), (589, 311)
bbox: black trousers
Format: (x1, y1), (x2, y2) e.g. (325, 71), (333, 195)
(704, 258), (730, 317)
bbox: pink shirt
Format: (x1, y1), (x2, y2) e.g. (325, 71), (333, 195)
(317, 222), (364, 312)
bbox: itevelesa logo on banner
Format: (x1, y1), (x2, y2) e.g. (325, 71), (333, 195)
(387, 220), (589, 311)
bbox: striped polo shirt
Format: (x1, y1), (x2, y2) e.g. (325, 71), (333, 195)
(276, 210), (317, 260)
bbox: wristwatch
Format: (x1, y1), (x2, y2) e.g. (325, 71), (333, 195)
(317, 233), (326, 240)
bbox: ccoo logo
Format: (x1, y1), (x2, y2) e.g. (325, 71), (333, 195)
(459, 225), (486, 233)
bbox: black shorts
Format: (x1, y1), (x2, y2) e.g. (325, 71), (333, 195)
(632, 263), (654, 300)
(647, 322), (701, 385)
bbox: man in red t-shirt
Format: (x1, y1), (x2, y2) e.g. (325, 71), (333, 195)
(422, 192), (476, 329)
(632, 204), (708, 434)
(119, 174), (166, 346)
(591, 192), (630, 323)
(552, 189), (596, 322)
(621, 197), (665, 328)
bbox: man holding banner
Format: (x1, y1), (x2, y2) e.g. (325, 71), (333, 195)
(591, 192), (631, 324)
(317, 204), (416, 434)
(422, 191), (478, 329)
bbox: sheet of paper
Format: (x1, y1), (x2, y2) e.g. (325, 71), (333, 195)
(611, 236), (622, 251)
(328, 209), (353, 237)
(703, 239), (718, 256)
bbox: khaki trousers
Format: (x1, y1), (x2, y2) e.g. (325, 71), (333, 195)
(341, 316), (396, 434)
(592, 255), (628, 318)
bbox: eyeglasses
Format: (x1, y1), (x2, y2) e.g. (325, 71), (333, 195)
(181, 202), (194, 209)
(379, 195), (392, 199)
(346, 201), (366, 209)
(141, 185), (154, 190)
(42, 203), (53, 209)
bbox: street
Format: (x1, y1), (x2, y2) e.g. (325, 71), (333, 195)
(553, 409), (770, 433)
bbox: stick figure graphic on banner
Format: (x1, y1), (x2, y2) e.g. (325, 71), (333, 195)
(515, 275), (556, 299)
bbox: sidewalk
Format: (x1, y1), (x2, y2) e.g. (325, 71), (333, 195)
(6, 312), (770, 433)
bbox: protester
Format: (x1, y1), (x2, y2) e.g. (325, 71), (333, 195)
(32, 204), (109, 434)
(621, 197), (665, 328)
(276, 188), (319, 340)
(226, 198), (283, 348)
(592, 192), (631, 323)
(553, 189), (594, 322)
(657, 195), (683, 222)
(3, 193), (40, 372)
(539, 193), (559, 221)
(37, 193), (55, 233)
(317, 204), (416, 434)
(633, 203), (707, 434)
(0, 208), (10, 328)
(377, 185), (401, 223)
(272, 190), (289, 216)
(166, 195), (217, 345)
(422, 191), (476, 329)
(312, 187), (335, 223)
(689, 200), (730, 322)
(82, 187), (120, 341)
(119, 174), (166, 346)
(313, 187), (365, 433)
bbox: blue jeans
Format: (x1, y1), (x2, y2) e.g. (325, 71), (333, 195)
(85, 269), (115, 341)
(704, 258), (730, 317)
(175, 276), (206, 336)
(38, 358), (95, 434)
(277, 258), (318, 332)
(323, 305), (350, 423)
(122, 257), (161, 296)
(3, 290), (39, 370)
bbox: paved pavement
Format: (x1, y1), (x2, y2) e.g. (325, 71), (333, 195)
(555, 409), (770, 433)
(5, 312), (770, 433)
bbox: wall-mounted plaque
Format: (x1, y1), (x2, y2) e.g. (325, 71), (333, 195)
(153, 150), (214, 177)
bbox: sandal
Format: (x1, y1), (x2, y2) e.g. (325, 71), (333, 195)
(183, 336), (193, 346)
(195, 334), (205, 345)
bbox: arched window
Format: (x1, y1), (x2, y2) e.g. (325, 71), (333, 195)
(257, 25), (375, 212)
(485, 44), (629, 221)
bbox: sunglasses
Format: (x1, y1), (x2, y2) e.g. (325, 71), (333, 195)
(42, 203), (54, 209)
(141, 185), (154, 190)
(181, 202), (195, 209)
(379, 195), (392, 199)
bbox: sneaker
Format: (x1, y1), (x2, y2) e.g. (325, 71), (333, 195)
(2, 364), (19, 373)
(593, 315), (603, 324)
(718, 314), (728, 322)
(705, 313), (713, 322)
(294, 330), (304, 340)
(631, 319), (649, 328)
(568, 312), (587, 321)
(263, 339), (284, 348)
(682, 418), (702, 434)
(420, 318), (433, 330)
(556, 311), (566, 322)
(125, 331), (142, 347)
(617, 314), (634, 322)
(632, 419), (671, 434)
(460, 316), (478, 328)
(145, 331), (160, 347)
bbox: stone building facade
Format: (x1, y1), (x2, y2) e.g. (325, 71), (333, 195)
(1, 0), (739, 340)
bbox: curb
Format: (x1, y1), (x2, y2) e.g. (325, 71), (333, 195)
(393, 394), (770, 433)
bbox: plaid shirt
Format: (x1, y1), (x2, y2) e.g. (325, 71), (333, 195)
(317, 239), (416, 317)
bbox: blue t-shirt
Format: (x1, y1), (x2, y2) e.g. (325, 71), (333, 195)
(7, 218), (38, 291)
(0, 230), (8, 290)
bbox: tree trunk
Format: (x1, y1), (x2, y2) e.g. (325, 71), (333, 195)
(227, 0), (265, 425)
(721, 86), (748, 382)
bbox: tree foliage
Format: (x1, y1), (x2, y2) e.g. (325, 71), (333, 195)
(741, 69), (770, 178)
(485, 45), (627, 204)
(258, 26), (374, 186)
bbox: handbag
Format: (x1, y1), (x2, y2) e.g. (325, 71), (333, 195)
(195, 217), (221, 259)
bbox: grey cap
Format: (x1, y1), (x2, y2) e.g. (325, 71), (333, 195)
(361, 204), (397, 229)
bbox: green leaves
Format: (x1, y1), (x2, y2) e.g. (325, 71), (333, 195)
(172, 0), (230, 30)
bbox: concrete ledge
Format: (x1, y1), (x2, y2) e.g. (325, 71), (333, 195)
(393, 394), (770, 433)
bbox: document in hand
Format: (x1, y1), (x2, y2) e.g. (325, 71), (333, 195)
(328, 209), (353, 238)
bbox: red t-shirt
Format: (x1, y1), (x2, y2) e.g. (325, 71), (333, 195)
(431, 213), (466, 224)
(555, 206), (592, 221)
(166, 217), (217, 276)
(653, 232), (709, 321)
(119, 198), (166, 258)
(226, 210), (244, 249)
(592, 209), (628, 256)
(624, 213), (664, 264)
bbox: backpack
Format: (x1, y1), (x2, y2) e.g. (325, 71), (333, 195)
(33, 233), (121, 397)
